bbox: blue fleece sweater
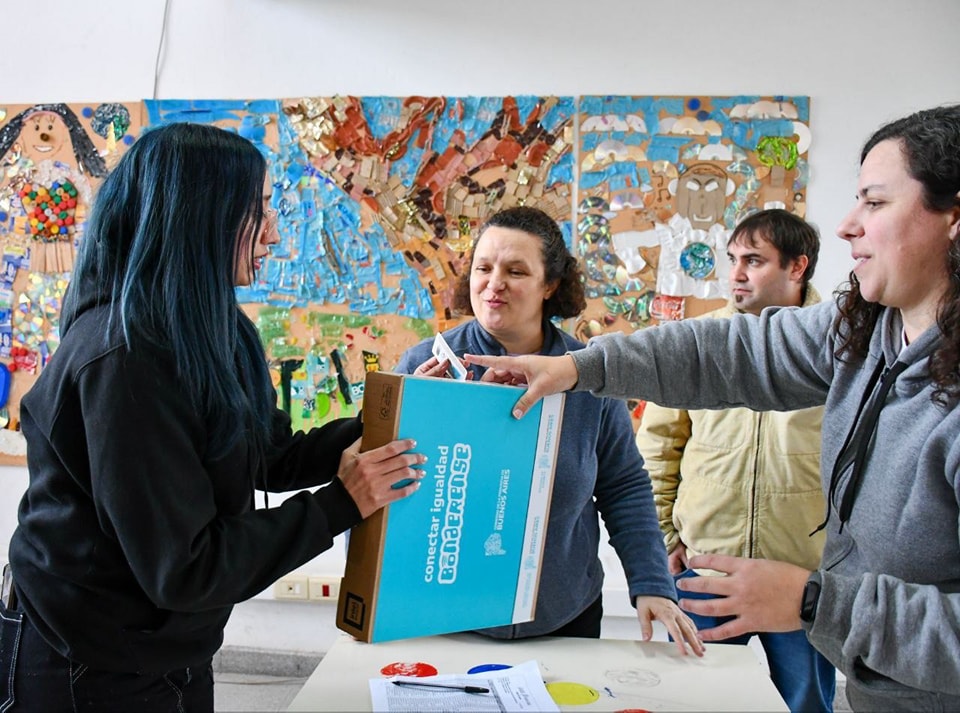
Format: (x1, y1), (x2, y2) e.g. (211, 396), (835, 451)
(396, 319), (675, 638)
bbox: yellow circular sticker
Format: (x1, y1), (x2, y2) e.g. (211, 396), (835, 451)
(546, 681), (600, 705)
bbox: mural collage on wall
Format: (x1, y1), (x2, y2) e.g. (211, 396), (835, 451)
(0, 94), (810, 461)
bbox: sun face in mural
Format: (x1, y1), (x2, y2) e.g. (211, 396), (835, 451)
(674, 163), (730, 230)
(20, 111), (72, 165)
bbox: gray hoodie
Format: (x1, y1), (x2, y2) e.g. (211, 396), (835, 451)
(571, 299), (960, 711)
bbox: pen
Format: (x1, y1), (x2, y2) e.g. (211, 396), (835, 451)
(392, 680), (490, 694)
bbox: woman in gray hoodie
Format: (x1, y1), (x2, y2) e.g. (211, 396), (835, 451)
(466, 104), (960, 712)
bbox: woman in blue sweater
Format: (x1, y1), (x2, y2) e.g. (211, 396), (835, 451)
(396, 206), (702, 654)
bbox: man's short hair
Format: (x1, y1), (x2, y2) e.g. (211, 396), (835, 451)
(728, 208), (820, 287)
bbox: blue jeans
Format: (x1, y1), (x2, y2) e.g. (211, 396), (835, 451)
(0, 599), (214, 712)
(676, 569), (836, 713)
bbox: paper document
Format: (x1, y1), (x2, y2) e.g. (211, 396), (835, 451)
(369, 659), (558, 712)
(431, 333), (468, 380)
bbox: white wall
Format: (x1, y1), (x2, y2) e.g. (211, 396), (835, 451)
(5, 0), (959, 296)
(2, 0), (959, 653)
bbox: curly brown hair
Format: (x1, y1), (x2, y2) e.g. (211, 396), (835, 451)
(834, 104), (960, 404)
(452, 206), (586, 320)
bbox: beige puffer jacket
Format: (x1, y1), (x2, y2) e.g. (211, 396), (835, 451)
(635, 288), (825, 571)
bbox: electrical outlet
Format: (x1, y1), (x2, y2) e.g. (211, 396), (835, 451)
(308, 575), (340, 601)
(274, 574), (309, 600)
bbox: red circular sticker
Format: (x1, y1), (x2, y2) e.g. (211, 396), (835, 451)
(380, 661), (438, 677)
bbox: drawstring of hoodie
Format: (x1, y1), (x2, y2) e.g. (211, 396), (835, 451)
(812, 358), (907, 535)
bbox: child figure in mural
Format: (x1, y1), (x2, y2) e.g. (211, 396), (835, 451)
(0, 103), (108, 273)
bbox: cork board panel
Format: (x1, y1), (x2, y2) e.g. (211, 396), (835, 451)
(574, 95), (811, 423)
(0, 95), (811, 461)
(146, 96), (576, 430)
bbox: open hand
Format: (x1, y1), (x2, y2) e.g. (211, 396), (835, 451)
(337, 438), (425, 518)
(677, 554), (810, 641)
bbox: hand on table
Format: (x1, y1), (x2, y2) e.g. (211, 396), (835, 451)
(635, 595), (704, 657)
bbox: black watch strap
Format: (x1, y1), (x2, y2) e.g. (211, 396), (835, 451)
(800, 571), (822, 624)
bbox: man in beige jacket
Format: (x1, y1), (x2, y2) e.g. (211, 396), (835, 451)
(636, 208), (835, 713)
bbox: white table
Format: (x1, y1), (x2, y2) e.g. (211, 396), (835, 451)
(288, 633), (788, 712)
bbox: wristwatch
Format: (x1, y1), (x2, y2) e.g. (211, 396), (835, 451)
(799, 571), (822, 624)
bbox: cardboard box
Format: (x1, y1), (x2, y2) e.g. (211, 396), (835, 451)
(336, 371), (564, 643)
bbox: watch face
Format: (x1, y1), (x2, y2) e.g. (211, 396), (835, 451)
(800, 577), (821, 623)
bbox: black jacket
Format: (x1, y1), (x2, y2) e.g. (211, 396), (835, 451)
(10, 302), (362, 674)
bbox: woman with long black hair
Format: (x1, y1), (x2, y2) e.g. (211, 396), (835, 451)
(2, 122), (423, 710)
